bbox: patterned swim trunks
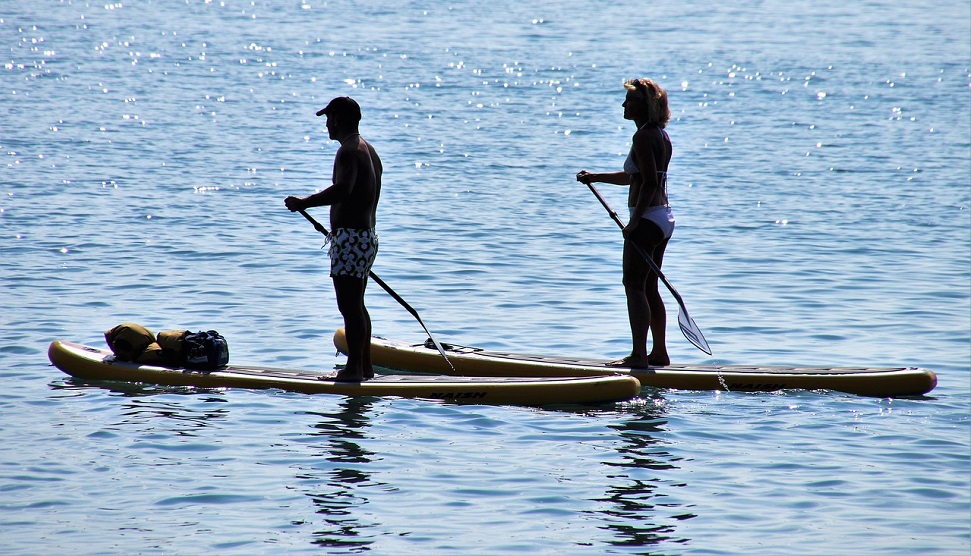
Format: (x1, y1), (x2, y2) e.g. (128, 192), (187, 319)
(327, 227), (378, 279)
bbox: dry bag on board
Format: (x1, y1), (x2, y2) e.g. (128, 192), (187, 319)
(156, 329), (189, 363)
(105, 323), (156, 361)
(134, 342), (175, 366)
(183, 330), (229, 370)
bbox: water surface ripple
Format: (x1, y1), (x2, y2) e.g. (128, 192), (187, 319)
(2, 1), (968, 554)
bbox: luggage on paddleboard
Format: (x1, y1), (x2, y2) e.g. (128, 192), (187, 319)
(104, 323), (228, 370)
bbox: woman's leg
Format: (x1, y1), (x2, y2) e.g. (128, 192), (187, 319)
(616, 228), (654, 367)
(646, 236), (670, 366)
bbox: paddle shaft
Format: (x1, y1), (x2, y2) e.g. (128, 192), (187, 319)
(296, 210), (454, 370)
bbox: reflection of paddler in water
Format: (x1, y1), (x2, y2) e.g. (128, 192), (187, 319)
(597, 400), (690, 548)
(577, 78), (674, 368)
(301, 396), (381, 550)
(285, 96), (382, 383)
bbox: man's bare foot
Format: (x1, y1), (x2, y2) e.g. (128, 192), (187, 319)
(606, 355), (651, 369)
(324, 368), (366, 382)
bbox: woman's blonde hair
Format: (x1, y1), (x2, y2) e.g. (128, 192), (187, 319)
(624, 78), (671, 128)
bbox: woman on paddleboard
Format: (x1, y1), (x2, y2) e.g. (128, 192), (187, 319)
(576, 78), (674, 367)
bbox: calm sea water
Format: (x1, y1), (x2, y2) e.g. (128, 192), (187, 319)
(2, 1), (969, 554)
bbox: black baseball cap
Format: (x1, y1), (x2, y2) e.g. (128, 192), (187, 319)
(316, 96), (361, 121)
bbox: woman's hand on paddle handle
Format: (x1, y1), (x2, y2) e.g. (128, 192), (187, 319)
(576, 170), (594, 185)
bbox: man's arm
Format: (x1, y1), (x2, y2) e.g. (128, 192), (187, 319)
(285, 148), (358, 211)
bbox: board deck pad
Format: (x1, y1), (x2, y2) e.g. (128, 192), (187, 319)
(333, 329), (937, 397)
(48, 340), (641, 406)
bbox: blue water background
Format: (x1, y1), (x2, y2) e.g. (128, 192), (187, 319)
(2, 1), (969, 554)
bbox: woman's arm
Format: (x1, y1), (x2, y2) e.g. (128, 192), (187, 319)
(575, 170), (631, 186)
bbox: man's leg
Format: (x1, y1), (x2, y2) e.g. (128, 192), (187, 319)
(333, 275), (373, 381)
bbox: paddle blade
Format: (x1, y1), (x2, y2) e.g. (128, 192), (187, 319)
(677, 309), (712, 355)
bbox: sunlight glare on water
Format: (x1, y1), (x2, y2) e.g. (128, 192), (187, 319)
(1, 1), (969, 554)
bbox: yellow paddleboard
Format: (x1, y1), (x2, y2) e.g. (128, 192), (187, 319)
(334, 328), (936, 398)
(49, 340), (641, 406)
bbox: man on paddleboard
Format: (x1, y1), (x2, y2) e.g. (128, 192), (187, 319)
(285, 96), (382, 381)
(577, 78), (674, 368)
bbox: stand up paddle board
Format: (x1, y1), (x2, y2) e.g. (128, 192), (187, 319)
(48, 340), (641, 406)
(333, 329), (936, 397)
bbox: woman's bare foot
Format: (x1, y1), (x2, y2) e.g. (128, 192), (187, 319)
(647, 352), (670, 367)
(605, 355), (651, 369)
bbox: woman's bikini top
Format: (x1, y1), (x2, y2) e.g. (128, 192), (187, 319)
(623, 150), (639, 175)
(625, 126), (670, 204)
(624, 150), (668, 185)
(624, 126), (670, 176)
